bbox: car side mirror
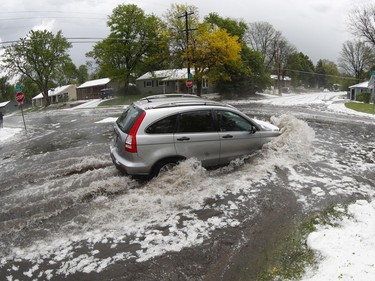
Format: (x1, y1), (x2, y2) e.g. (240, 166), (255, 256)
(249, 125), (257, 134)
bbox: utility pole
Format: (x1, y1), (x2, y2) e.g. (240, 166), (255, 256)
(276, 48), (282, 95)
(178, 11), (196, 93)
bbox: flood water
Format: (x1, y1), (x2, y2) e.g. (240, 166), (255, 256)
(0, 102), (374, 280)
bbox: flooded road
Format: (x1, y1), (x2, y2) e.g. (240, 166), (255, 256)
(0, 101), (374, 280)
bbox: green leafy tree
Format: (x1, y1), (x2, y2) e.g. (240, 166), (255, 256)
(87, 4), (167, 94)
(315, 59), (340, 89)
(55, 58), (78, 86)
(188, 24), (242, 96)
(205, 13), (270, 95)
(0, 76), (13, 101)
(1, 30), (72, 106)
(77, 65), (89, 85)
(285, 52), (315, 88)
(205, 13), (248, 41)
(315, 60), (326, 88)
(19, 76), (40, 101)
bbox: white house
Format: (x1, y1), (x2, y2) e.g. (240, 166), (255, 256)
(136, 69), (209, 95)
(32, 85), (77, 106)
(348, 81), (371, 100)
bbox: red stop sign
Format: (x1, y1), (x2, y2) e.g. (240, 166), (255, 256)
(16, 92), (25, 104)
(186, 79), (193, 88)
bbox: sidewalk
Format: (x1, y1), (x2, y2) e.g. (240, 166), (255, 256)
(65, 99), (103, 110)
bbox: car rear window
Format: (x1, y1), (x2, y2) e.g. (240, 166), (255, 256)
(116, 105), (144, 133)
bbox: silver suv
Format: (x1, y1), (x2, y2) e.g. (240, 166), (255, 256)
(110, 94), (280, 179)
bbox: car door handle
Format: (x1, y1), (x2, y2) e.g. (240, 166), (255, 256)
(222, 134), (233, 138)
(177, 136), (190, 141)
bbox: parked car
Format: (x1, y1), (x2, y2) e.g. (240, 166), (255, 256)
(110, 94), (280, 179)
(99, 88), (114, 99)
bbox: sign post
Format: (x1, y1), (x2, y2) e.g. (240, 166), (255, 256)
(14, 84), (27, 131)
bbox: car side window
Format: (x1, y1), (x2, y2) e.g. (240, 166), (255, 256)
(217, 111), (253, 132)
(177, 110), (215, 133)
(145, 115), (177, 134)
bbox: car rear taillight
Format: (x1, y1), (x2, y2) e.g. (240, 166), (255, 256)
(124, 111), (146, 153)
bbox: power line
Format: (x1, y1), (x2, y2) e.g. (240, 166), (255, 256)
(0, 16), (106, 21)
(283, 68), (358, 80)
(0, 37), (170, 46)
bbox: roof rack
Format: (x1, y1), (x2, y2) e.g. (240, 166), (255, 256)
(143, 100), (230, 110)
(140, 94), (199, 102)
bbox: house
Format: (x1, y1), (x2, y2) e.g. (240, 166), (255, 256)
(32, 85), (77, 106)
(0, 101), (11, 115)
(348, 81), (371, 100)
(136, 69), (209, 95)
(270, 75), (292, 88)
(76, 78), (112, 100)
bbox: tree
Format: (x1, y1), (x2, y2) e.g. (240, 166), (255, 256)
(87, 4), (167, 93)
(245, 21), (295, 94)
(315, 59), (340, 89)
(205, 13), (248, 41)
(0, 76), (13, 101)
(55, 58), (78, 86)
(338, 40), (375, 83)
(204, 13), (270, 95)
(349, 4), (375, 48)
(245, 22), (283, 71)
(189, 24), (242, 96)
(1, 30), (72, 106)
(163, 4), (200, 69)
(315, 60), (326, 88)
(77, 65), (89, 85)
(285, 52), (315, 88)
(272, 39), (296, 94)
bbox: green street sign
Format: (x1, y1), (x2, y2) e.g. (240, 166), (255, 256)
(371, 71), (375, 76)
(14, 82), (24, 93)
(188, 73), (193, 80)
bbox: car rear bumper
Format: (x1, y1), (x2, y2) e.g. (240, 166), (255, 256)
(110, 146), (150, 176)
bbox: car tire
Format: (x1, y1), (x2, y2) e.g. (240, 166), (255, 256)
(150, 158), (184, 179)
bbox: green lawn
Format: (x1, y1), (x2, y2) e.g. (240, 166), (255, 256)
(345, 102), (375, 114)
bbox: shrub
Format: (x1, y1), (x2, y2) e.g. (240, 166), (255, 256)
(356, 92), (371, 103)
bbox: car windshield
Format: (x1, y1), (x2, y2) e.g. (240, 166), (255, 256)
(116, 105), (143, 133)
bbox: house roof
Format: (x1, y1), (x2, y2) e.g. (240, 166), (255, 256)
(32, 85), (76, 100)
(0, 101), (10, 108)
(77, 78), (110, 89)
(50, 85), (75, 96)
(349, 81), (369, 89)
(137, 69), (192, 81)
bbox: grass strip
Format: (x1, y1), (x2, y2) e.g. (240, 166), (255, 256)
(257, 204), (350, 281)
(345, 102), (375, 114)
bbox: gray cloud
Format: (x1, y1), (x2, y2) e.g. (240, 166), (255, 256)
(0, 0), (372, 66)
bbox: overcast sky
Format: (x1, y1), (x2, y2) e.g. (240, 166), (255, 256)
(0, 0), (373, 67)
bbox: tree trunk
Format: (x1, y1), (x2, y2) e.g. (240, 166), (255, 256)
(196, 80), (202, 97)
(43, 90), (50, 106)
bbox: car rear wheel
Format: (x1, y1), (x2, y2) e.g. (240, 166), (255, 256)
(151, 158), (183, 179)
